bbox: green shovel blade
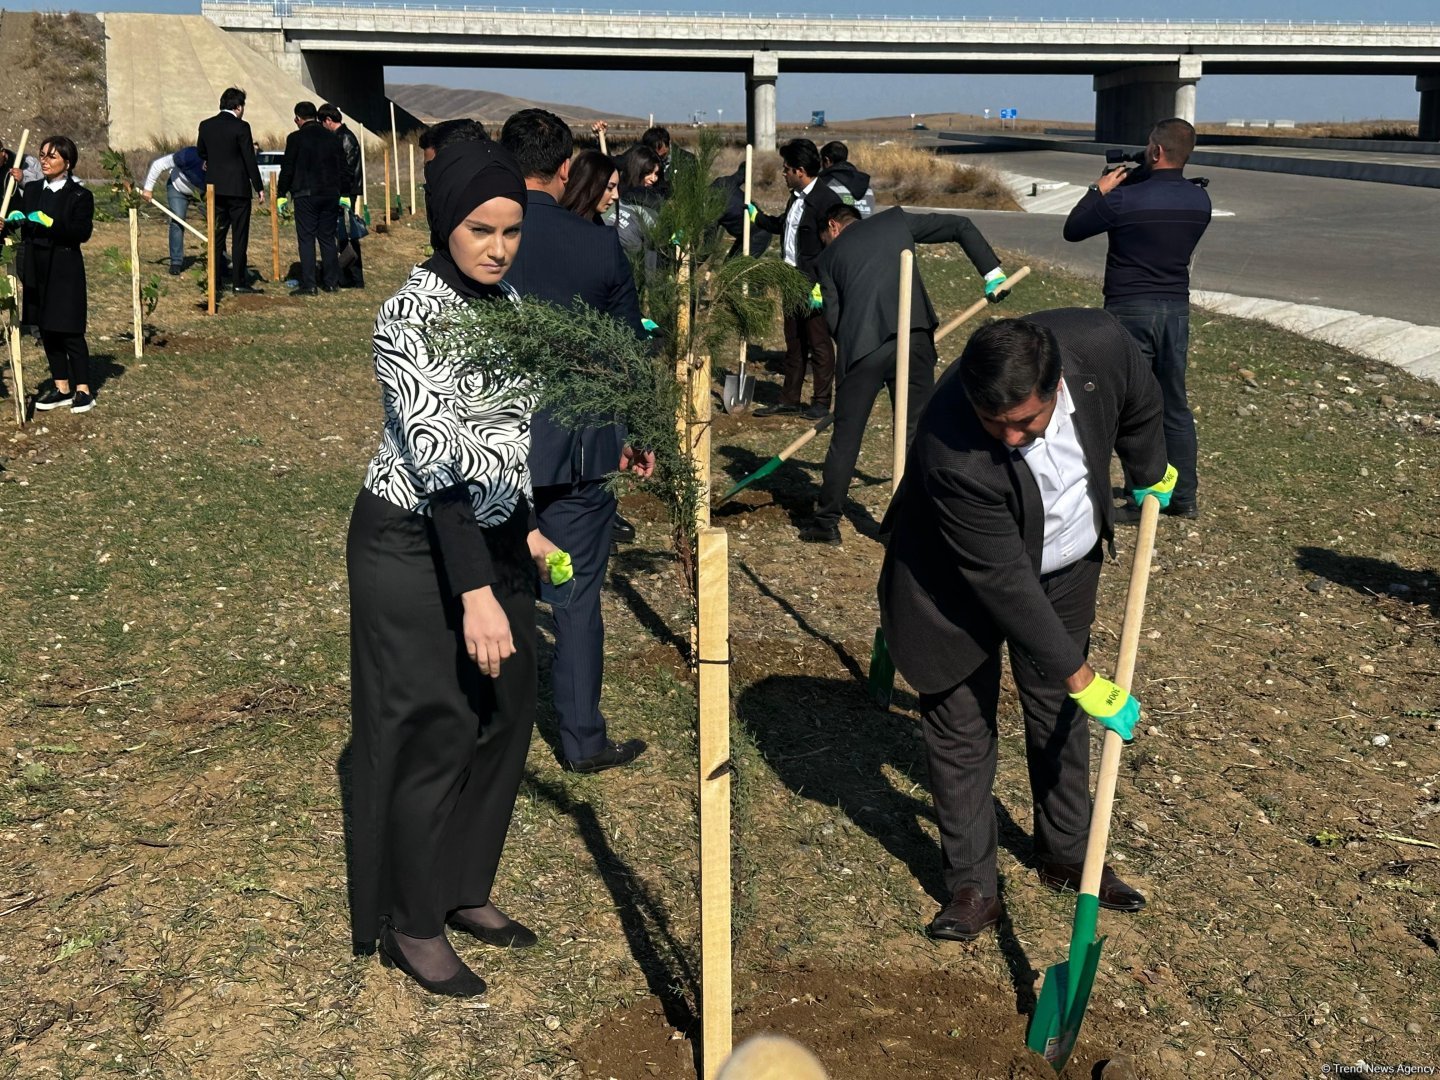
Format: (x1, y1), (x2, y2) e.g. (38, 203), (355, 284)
(1027, 895), (1105, 1071)
(718, 455), (783, 502)
(867, 627), (895, 707)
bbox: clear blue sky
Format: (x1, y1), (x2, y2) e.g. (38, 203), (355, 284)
(14, 0), (1437, 124)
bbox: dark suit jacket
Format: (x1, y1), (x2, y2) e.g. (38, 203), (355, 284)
(277, 120), (345, 198)
(877, 308), (1167, 695)
(753, 179), (842, 283)
(10, 178), (93, 333)
(817, 208), (1001, 371)
(196, 110), (262, 198)
(504, 191), (646, 487)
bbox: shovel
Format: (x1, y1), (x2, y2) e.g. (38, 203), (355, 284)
(715, 413), (833, 503)
(1026, 494), (1160, 1071)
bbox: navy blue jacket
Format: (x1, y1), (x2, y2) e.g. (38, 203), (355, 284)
(1063, 168), (1211, 303)
(504, 191), (646, 487)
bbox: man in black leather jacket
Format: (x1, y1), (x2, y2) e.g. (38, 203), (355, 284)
(320, 102), (365, 287)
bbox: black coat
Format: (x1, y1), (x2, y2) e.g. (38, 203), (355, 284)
(504, 191), (646, 487)
(877, 308), (1167, 695)
(277, 120), (345, 198)
(197, 110), (262, 197)
(10, 178), (93, 333)
(816, 208), (1000, 372)
(752, 179), (842, 283)
(335, 124), (363, 198)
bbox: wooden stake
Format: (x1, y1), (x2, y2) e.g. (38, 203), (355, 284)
(735, 144), (752, 392)
(692, 347), (712, 529)
(390, 101), (401, 211)
(0, 129), (28, 221)
(597, 125), (608, 155)
(892, 249), (914, 493)
(269, 174), (281, 283)
(697, 526), (732, 1080)
(383, 145), (391, 227)
(6, 274), (23, 427)
(205, 185), (216, 315)
(128, 208), (143, 359)
(360, 129), (369, 214)
(675, 253), (691, 446)
(408, 142), (416, 216)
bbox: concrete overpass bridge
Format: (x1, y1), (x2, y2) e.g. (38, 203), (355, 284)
(201, 0), (1440, 149)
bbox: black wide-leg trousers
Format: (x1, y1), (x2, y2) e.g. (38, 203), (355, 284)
(346, 488), (536, 952)
(918, 544), (1102, 898)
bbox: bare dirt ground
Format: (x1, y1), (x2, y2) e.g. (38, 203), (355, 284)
(1, 187), (1438, 1080)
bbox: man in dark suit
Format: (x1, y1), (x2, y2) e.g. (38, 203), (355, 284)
(197, 86), (265, 294)
(877, 310), (1176, 941)
(277, 100), (344, 295)
(500, 108), (652, 774)
(319, 103), (364, 288)
(804, 203), (1010, 544)
(748, 139), (842, 419)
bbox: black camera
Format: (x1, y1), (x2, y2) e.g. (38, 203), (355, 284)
(1105, 148), (1147, 165)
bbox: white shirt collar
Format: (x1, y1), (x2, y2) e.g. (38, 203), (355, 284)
(43, 175), (66, 193)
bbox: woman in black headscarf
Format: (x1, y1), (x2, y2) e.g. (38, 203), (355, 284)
(346, 140), (559, 997)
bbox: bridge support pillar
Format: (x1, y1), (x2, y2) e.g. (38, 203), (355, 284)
(1420, 75), (1440, 141)
(747, 53), (778, 154)
(297, 51), (389, 133)
(1094, 58), (1201, 145)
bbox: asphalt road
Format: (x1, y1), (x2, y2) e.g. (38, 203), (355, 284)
(932, 146), (1440, 326)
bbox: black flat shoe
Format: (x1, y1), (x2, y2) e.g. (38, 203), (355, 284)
(612, 513), (637, 545)
(378, 927), (487, 997)
(447, 911), (538, 949)
(563, 738), (647, 774)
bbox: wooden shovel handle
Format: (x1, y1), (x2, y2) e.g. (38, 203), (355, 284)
(1078, 494), (1159, 899)
(934, 265), (1031, 345)
(0, 129), (30, 222)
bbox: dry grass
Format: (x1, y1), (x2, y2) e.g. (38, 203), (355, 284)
(26, 12), (108, 151)
(1198, 119), (1423, 141)
(712, 139), (1018, 214)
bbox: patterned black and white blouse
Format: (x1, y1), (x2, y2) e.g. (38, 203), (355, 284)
(363, 266), (535, 525)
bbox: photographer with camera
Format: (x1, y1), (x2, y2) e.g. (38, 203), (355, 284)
(1063, 117), (1211, 519)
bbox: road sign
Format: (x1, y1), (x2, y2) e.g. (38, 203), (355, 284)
(1000, 108), (1018, 120)
(811, 110), (826, 127)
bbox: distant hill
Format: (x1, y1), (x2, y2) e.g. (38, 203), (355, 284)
(387, 83), (642, 128)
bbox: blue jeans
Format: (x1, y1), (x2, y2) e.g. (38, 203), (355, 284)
(165, 179), (195, 269)
(1107, 298), (1198, 508)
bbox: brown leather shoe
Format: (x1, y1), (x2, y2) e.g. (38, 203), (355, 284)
(1036, 861), (1146, 913)
(927, 886), (1002, 941)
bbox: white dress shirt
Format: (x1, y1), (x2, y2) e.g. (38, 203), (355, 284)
(1016, 379), (1099, 574)
(143, 154), (197, 198)
(782, 177), (815, 267)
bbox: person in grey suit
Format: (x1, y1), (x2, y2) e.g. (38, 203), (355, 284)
(500, 108), (653, 775)
(803, 203), (1010, 544)
(877, 310), (1177, 941)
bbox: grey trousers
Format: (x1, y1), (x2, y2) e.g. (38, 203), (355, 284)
(918, 544), (1102, 897)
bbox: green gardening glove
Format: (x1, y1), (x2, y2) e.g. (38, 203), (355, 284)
(1131, 463), (1177, 510)
(545, 550), (574, 586)
(1071, 675), (1140, 741)
(26, 211), (53, 228)
(808, 283), (823, 311)
(744, 202), (759, 223)
(338, 196), (352, 208)
(640, 317), (659, 336)
(984, 271), (1009, 301)
(276, 196), (290, 217)
(5, 210), (24, 224)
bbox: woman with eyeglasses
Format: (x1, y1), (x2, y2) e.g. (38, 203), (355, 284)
(3, 136), (96, 413)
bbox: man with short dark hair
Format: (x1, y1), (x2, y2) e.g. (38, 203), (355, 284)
(878, 310), (1175, 942)
(499, 108), (652, 775)
(817, 140), (876, 218)
(319, 103), (364, 287)
(419, 118), (489, 162)
(277, 99), (345, 295)
(1064, 116), (1210, 519)
(197, 87), (265, 294)
(748, 138), (842, 419)
(638, 124), (694, 197)
(803, 202), (1009, 544)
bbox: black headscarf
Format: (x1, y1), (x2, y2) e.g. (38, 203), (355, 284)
(421, 140), (528, 299)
